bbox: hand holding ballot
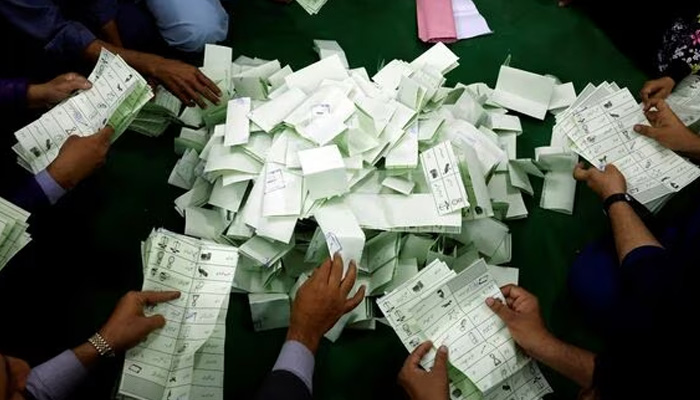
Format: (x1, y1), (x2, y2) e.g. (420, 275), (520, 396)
(634, 99), (700, 156)
(149, 56), (222, 108)
(398, 341), (449, 400)
(47, 126), (114, 190)
(287, 255), (366, 354)
(27, 73), (93, 109)
(573, 163), (627, 201)
(99, 290), (181, 354)
(641, 77), (676, 109)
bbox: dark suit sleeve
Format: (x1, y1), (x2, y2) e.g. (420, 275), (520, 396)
(255, 370), (312, 400)
(9, 177), (51, 214)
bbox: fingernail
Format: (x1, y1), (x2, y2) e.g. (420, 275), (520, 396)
(634, 125), (641, 132)
(485, 297), (495, 306)
(438, 345), (448, 354)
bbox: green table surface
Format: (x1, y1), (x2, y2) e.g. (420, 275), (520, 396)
(2, 0), (698, 399)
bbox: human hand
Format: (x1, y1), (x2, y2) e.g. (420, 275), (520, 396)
(287, 255), (366, 354)
(150, 57), (221, 108)
(486, 285), (554, 357)
(641, 77), (675, 110)
(99, 290), (181, 353)
(634, 99), (700, 153)
(573, 162), (627, 200)
(398, 341), (449, 400)
(47, 126), (113, 190)
(27, 73), (92, 108)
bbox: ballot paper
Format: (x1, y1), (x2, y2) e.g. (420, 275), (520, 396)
(451, 0), (492, 40)
(416, 0), (492, 43)
(296, 0), (330, 15)
(421, 141), (470, 215)
(409, 260), (529, 392)
(13, 49), (153, 173)
(160, 41), (583, 345)
(130, 86), (183, 137)
(119, 229), (238, 400)
(562, 88), (700, 204)
(491, 66), (556, 120)
(0, 197), (31, 271)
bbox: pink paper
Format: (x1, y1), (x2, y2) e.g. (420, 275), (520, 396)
(416, 0), (458, 43)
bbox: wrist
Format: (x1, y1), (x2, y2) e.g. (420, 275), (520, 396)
(524, 330), (559, 361)
(26, 84), (47, 109)
(46, 163), (74, 190)
(286, 325), (321, 355)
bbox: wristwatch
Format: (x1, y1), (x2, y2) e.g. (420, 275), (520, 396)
(88, 332), (116, 358)
(603, 193), (633, 214)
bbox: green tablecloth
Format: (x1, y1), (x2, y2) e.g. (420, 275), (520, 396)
(4, 1), (697, 399)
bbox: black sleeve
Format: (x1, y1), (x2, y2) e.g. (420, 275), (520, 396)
(593, 246), (687, 399)
(255, 370), (312, 400)
(665, 59), (692, 85)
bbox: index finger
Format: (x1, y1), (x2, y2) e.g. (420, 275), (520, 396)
(329, 253), (344, 285)
(139, 291), (181, 305)
(340, 261), (358, 296)
(405, 341), (433, 369)
(197, 70), (222, 97)
(95, 126), (115, 143)
(573, 163), (589, 181)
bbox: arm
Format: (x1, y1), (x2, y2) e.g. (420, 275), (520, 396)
(257, 256), (365, 400)
(99, 20), (123, 47)
(25, 290), (179, 400)
(573, 163), (663, 263)
(486, 285), (596, 389)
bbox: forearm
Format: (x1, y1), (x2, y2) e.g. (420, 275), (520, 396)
(608, 201), (661, 263)
(84, 39), (161, 77)
(100, 20), (123, 47)
(679, 136), (700, 160)
(529, 335), (595, 388)
(72, 342), (101, 369)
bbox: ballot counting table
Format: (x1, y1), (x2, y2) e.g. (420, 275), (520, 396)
(1, 1), (697, 399)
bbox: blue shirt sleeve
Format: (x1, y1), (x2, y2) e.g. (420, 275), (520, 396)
(0, 0), (97, 58)
(26, 350), (88, 400)
(85, 0), (118, 29)
(272, 340), (315, 393)
(35, 169), (67, 205)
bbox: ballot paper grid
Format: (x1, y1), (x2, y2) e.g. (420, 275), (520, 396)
(13, 49), (152, 174)
(562, 88), (700, 204)
(0, 197), (31, 270)
(119, 230), (236, 400)
(421, 142), (470, 215)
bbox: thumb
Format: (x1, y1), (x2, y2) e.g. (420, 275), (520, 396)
(94, 126), (115, 143)
(486, 297), (515, 322)
(432, 345), (449, 375)
(64, 73), (92, 90)
(144, 314), (167, 331)
(634, 124), (659, 138)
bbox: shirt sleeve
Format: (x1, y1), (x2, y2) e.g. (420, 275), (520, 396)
(272, 341), (315, 393)
(85, 0), (118, 29)
(0, 0), (97, 58)
(25, 350), (88, 400)
(34, 169), (67, 205)
(0, 78), (28, 109)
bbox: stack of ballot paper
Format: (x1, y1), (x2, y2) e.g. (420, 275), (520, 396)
(551, 81), (700, 210)
(129, 86), (183, 137)
(0, 197), (31, 272)
(416, 0), (492, 43)
(378, 259), (552, 399)
(296, 0), (330, 15)
(118, 228), (237, 400)
(666, 74), (700, 132)
(12, 49), (153, 174)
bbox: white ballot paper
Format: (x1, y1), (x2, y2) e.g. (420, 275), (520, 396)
(409, 260), (529, 392)
(224, 97), (251, 146)
(313, 199), (365, 273)
(119, 229), (238, 400)
(421, 142), (470, 215)
(563, 88), (700, 204)
(491, 66), (556, 120)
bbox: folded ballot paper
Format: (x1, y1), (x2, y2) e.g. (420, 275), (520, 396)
(13, 49), (153, 174)
(417, 0), (493, 43)
(0, 197), (31, 272)
(118, 229), (237, 400)
(141, 41), (674, 398)
(551, 81), (700, 210)
(297, 0), (330, 15)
